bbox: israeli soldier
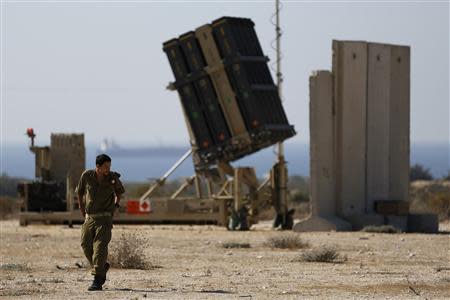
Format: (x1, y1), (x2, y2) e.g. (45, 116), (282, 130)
(76, 154), (125, 291)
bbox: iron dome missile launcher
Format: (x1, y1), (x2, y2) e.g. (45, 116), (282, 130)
(163, 17), (295, 170)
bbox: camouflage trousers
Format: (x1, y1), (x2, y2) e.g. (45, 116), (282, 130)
(81, 215), (113, 277)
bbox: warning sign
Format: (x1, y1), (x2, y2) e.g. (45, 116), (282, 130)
(126, 199), (151, 214)
(139, 199), (151, 213)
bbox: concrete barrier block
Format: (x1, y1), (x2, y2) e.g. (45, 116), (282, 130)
(366, 43), (392, 212)
(309, 71), (335, 216)
(332, 40), (367, 217)
(389, 46), (410, 202)
(407, 214), (439, 233)
(293, 215), (352, 232)
(385, 215), (408, 232)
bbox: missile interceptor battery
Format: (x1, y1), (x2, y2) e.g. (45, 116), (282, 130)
(163, 16), (295, 168)
(211, 17), (293, 140)
(179, 32), (232, 146)
(17, 181), (67, 212)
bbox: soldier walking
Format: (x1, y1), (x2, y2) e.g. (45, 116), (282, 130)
(76, 154), (125, 291)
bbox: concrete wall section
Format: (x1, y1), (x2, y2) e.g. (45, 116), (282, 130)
(366, 43), (392, 213)
(389, 46), (410, 202)
(309, 71), (335, 216)
(332, 41), (367, 217)
(298, 40), (413, 232)
(50, 134), (85, 190)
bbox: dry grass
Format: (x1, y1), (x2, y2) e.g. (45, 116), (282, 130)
(295, 246), (346, 263)
(109, 232), (159, 270)
(362, 225), (400, 234)
(410, 181), (450, 221)
(265, 233), (309, 249)
(0, 196), (19, 219)
(0, 263), (30, 271)
(427, 192), (450, 221)
(221, 242), (251, 249)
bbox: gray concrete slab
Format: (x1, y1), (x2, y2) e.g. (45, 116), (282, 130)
(305, 41), (411, 232)
(366, 43), (392, 213)
(389, 46), (411, 202)
(309, 71), (336, 216)
(332, 41), (368, 217)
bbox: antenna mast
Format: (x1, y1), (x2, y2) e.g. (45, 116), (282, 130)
(276, 0), (284, 160)
(274, 0), (289, 228)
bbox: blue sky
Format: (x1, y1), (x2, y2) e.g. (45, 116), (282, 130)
(1, 0), (449, 147)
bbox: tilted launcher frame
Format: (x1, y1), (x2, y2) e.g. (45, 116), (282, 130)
(140, 17), (296, 229)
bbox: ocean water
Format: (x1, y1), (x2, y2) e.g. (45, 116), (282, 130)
(1, 142), (448, 182)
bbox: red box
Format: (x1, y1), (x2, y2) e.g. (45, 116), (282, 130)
(126, 200), (150, 214)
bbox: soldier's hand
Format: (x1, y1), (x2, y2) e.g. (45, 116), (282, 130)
(113, 202), (120, 216)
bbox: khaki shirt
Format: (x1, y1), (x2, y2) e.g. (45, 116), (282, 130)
(76, 169), (125, 214)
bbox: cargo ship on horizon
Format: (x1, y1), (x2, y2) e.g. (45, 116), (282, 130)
(97, 139), (187, 157)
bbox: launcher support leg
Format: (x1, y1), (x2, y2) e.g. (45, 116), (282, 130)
(194, 173), (203, 199)
(139, 149), (192, 201)
(206, 179), (213, 199)
(170, 175), (196, 200)
(272, 156), (292, 230)
(279, 155), (289, 227)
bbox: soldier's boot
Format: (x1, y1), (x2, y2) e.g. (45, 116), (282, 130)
(87, 276), (103, 291)
(99, 262), (110, 285)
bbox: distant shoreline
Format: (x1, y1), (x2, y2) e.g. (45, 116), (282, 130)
(2, 142), (449, 181)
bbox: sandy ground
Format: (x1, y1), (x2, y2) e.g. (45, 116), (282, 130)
(0, 219), (449, 300)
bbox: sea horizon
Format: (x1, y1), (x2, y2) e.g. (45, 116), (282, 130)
(1, 141), (449, 182)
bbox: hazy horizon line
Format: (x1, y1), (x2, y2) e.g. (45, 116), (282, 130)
(2, 140), (450, 148)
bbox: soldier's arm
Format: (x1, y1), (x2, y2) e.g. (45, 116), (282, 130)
(113, 173), (125, 207)
(115, 194), (122, 207)
(77, 192), (86, 217)
(75, 171), (87, 217)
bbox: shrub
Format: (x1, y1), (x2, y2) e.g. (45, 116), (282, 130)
(410, 181), (450, 221)
(0, 173), (27, 197)
(427, 192), (450, 221)
(296, 247), (346, 263)
(288, 176), (310, 205)
(109, 233), (158, 270)
(288, 175), (310, 192)
(0, 263), (30, 271)
(221, 242), (251, 249)
(0, 196), (19, 219)
(361, 225), (400, 234)
(410, 164), (433, 181)
(443, 170), (450, 181)
(265, 233), (309, 249)
(290, 191), (309, 204)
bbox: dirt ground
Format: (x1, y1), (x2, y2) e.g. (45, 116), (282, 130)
(0, 219), (449, 300)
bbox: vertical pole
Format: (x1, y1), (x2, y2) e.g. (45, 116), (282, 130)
(206, 178), (213, 199)
(194, 173), (203, 199)
(275, 0), (288, 225)
(234, 168), (241, 212)
(276, 0), (282, 113)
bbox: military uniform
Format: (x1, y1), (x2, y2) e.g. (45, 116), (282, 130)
(76, 169), (125, 279)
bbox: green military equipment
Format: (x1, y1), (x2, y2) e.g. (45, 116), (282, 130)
(76, 170), (125, 215)
(81, 215), (113, 279)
